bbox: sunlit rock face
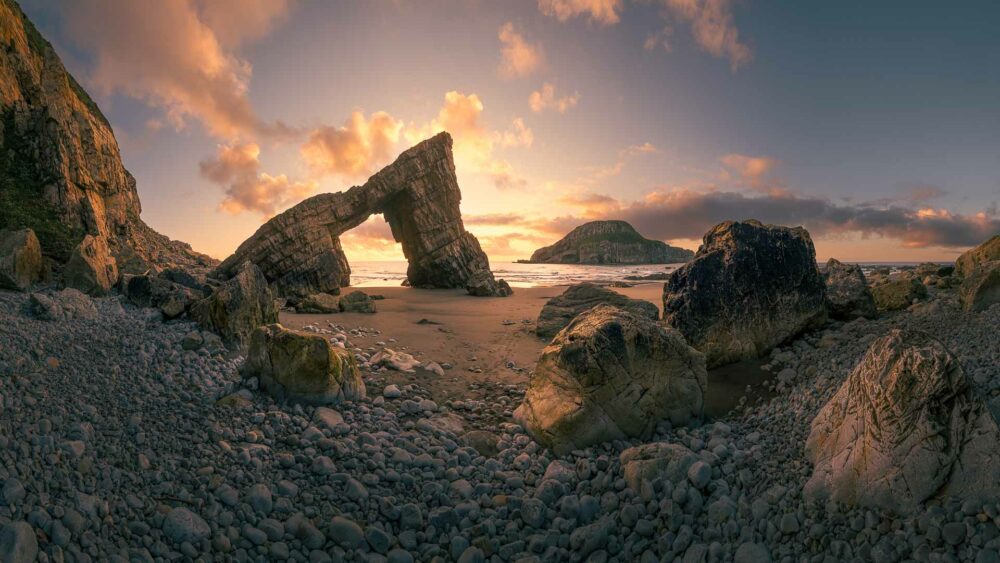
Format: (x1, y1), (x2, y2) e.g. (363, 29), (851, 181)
(804, 330), (1000, 514)
(662, 220), (828, 368)
(214, 133), (508, 297)
(0, 1), (212, 271)
(955, 234), (1000, 278)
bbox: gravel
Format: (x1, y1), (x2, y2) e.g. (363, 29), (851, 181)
(0, 286), (998, 561)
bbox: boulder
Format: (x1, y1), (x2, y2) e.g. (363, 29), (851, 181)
(0, 228), (42, 291)
(536, 283), (659, 339)
(514, 304), (707, 455)
(64, 234), (119, 296)
(0, 521), (37, 563)
(804, 330), (1000, 513)
(28, 289), (97, 321)
(295, 292), (340, 314)
(121, 274), (203, 319)
(955, 235), (1000, 278)
(371, 349), (421, 373)
(245, 324), (365, 404)
(466, 269), (513, 297)
(620, 442), (699, 491)
(959, 260), (1000, 312)
(213, 133), (504, 297)
(190, 262), (277, 348)
(338, 290), (376, 313)
(871, 278), (927, 311)
(821, 258), (877, 319)
(662, 220), (828, 368)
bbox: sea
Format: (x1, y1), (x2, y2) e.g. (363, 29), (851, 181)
(348, 260), (943, 288)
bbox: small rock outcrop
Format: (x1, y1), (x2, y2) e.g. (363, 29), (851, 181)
(662, 220), (828, 368)
(64, 234), (118, 296)
(213, 133), (510, 297)
(28, 288), (97, 321)
(466, 269), (513, 297)
(121, 274), (203, 319)
(955, 235), (1000, 278)
(245, 324), (365, 404)
(338, 290), (376, 313)
(619, 442), (699, 492)
(535, 283), (659, 338)
(871, 278), (927, 311)
(959, 261), (1000, 312)
(0, 228), (42, 290)
(190, 262), (277, 348)
(295, 293), (341, 314)
(804, 330), (1000, 513)
(821, 258), (877, 320)
(528, 220), (693, 264)
(515, 304), (707, 455)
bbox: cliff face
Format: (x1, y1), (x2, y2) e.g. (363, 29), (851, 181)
(529, 220), (693, 264)
(0, 0), (212, 271)
(215, 133), (508, 297)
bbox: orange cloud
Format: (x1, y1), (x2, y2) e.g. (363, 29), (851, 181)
(498, 22), (544, 78)
(720, 153), (785, 194)
(538, 0), (623, 25)
(200, 142), (317, 216)
(62, 0), (292, 140)
(660, 0), (753, 70)
(301, 111), (403, 180)
(529, 83), (581, 113)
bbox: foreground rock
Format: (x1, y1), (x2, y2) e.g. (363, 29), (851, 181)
(528, 220), (693, 264)
(63, 234), (119, 295)
(28, 288), (97, 321)
(515, 305), (706, 454)
(338, 290), (376, 313)
(465, 269), (513, 297)
(871, 278), (927, 311)
(535, 283), (659, 338)
(190, 262), (277, 347)
(213, 133), (509, 297)
(245, 324), (365, 404)
(821, 258), (877, 319)
(959, 261), (1000, 312)
(0, 228), (42, 290)
(804, 329), (1000, 513)
(662, 220), (827, 368)
(121, 273), (203, 319)
(955, 234), (1000, 277)
(294, 292), (340, 314)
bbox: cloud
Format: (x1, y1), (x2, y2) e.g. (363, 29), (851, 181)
(538, 0), (623, 25)
(558, 186), (999, 249)
(580, 142), (659, 185)
(301, 111), (403, 180)
(557, 192), (622, 216)
(720, 153), (785, 194)
(529, 83), (581, 113)
(405, 91), (532, 190)
(61, 0), (292, 140)
(498, 22), (544, 78)
(658, 0), (753, 70)
(200, 142), (316, 216)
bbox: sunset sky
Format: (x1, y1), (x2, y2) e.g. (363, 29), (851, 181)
(22, 0), (1000, 263)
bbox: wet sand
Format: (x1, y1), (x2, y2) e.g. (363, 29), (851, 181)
(279, 283), (771, 412)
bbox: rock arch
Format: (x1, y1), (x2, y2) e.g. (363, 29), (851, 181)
(213, 133), (509, 297)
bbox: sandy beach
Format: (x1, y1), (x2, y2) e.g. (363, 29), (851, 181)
(280, 283), (771, 418)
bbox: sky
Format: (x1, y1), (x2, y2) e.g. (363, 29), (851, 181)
(22, 0), (1000, 263)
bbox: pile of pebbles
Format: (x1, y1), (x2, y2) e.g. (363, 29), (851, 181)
(0, 288), (998, 562)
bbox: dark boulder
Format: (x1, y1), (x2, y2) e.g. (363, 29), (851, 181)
(536, 283), (659, 339)
(821, 258), (877, 320)
(190, 262), (277, 348)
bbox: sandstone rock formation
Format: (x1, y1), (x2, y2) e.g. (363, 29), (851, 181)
(245, 324), (365, 405)
(959, 261), (1000, 312)
(295, 293), (341, 314)
(804, 330), (1000, 513)
(871, 278), (927, 311)
(64, 234), (118, 296)
(0, 228), (42, 290)
(515, 305), (707, 455)
(955, 235), (1000, 278)
(338, 290), (376, 313)
(213, 133), (509, 297)
(190, 262), (277, 348)
(821, 258), (877, 320)
(0, 1), (213, 272)
(535, 283), (659, 338)
(662, 220), (827, 368)
(121, 274), (203, 319)
(466, 269), (513, 297)
(528, 220), (693, 264)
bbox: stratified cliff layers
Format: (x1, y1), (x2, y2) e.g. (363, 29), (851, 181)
(529, 220), (693, 264)
(214, 133), (509, 297)
(0, 0), (212, 271)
